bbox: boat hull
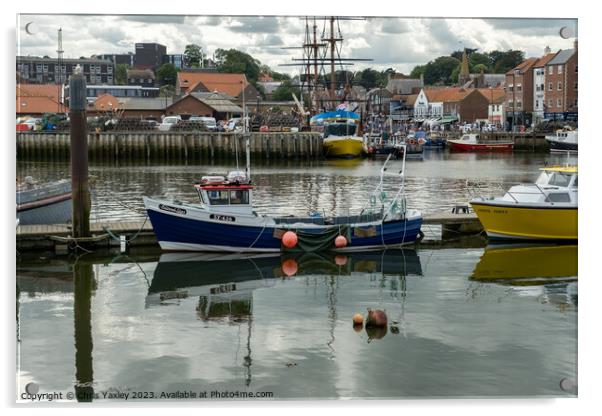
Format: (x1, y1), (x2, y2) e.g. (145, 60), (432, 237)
(16, 181), (72, 225)
(145, 198), (423, 253)
(546, 138), (578, 153)
(323, 137), (365, 158)
(470, 201), (577, 240)
(448, 140), (513, 152)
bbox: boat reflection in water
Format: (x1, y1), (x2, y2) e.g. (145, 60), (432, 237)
(471, 244), (578, 307)
(148, 249), (423, 313)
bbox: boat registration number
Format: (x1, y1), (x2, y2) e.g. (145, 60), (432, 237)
(210, 283), (236, 294)
(210, 214), (236, 222)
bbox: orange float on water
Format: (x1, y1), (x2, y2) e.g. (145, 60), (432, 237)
(281, 258), (298, 277)
(282, 231), (298, 249)
(352, 313), (364, 326)
(334, 235), (347, 248)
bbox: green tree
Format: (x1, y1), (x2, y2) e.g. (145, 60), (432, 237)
(469, 53), (492, 72)
(423, 56), (460, 85)
(410, 65), (426, 79)
(159, 85), (175, 97)
(272, 79), (301, 101)
(450, 65), (461, 84)
(156, 63), (178, 86)
(214, 48), (261, 84)
(490, 50), (525, 73)
(473, 63), (488, 74)
(115, 64), (130, 85)
(184, 44), (203, 68)
(270, 71), (291, 81)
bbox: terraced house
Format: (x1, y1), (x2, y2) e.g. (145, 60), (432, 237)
(544, 40), (578, 120)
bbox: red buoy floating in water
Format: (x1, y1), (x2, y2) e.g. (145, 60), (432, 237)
(334, 235), (347, 248)
(281, 258), (298, 277)
(282, 231), (298, 249)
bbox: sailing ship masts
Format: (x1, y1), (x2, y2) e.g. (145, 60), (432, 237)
(329, 16), (336, 101)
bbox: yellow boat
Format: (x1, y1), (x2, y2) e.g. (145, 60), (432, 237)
(311, 110), (365, 159)
(323, 136), (365, 158)
(471, 244), (577, 283)
(470, 166), (577, 240)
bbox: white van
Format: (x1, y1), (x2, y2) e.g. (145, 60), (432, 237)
(190, 116), (217, 131)
(159, 115), (181, 131)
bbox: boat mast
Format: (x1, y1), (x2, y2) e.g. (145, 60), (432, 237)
(242, 78), (250, 181)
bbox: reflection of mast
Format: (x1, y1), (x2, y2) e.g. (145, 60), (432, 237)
(326, 275), (338, 358)
(243, 314), (253, 386)
(73, 260), (95, 402)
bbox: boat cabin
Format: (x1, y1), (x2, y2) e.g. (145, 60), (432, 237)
(324, 119), (358, 138)
(502, 166), (577, 204)
(194, 171), (254, 215)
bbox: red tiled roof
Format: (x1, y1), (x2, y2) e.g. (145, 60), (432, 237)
(177, 72), (248, 97)
(423, 87), (472, 103)
(17, 96), (68, 114)
(533, 52), (558, 68)
(505, 57), (538, 75)
(476, 87), (506, 104)
(17, 84), (62, 101)
(16, 83), (67, 114)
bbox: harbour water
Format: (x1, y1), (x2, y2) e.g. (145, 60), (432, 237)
(16, 150), (578, 400)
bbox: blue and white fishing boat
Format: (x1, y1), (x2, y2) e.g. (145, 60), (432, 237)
(143, 138), (422, 253)
(16, 178), (72, 225)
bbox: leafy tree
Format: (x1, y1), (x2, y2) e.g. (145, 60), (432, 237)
(450, 65), (461, 84)
(115, 64), (130, 85)
(272, 79), (301, 101)
(214, 48), (261, 84)
(184, 44), (203, 68)
(473, 63), (488, 74)
(353, 68), (382, 89)
(410, 65), (426, 79)
(159, 85), (175, 97)
(490, 50), (524, 73)
(423, 56), (460, 85)
(156, 63), (178, 86)
(469, 53), (492, 72)
(270, 71), (291, 81)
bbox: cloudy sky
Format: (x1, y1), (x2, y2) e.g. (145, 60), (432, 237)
(17, 15), (577, 75)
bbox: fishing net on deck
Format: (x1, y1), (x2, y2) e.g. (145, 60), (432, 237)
(277, 225), (352, 253)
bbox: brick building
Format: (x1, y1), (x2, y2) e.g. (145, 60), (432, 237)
(544, 41), (578, 120)
(134, 43), (166, 70)
(176, 71), (260, 104)
(532, 48), (558, 125)
(127, 69), (156, 88)
(505, 57), (538, 129)
(166, 92), (243, 120)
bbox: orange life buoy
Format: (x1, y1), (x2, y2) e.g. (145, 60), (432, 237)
(408, 139), (416, 145)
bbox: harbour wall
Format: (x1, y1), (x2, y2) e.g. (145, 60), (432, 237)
(16, 132), (325, 162)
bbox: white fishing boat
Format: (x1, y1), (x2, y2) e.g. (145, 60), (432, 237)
(545, 127), (578, 153)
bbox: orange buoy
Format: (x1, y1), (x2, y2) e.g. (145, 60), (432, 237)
(282, 231), (298, 249)
(352, 313), (364, 326)
(281, 258), (298, 277)
(334, 235), (347, 248)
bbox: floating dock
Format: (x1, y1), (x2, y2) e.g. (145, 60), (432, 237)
(16, 212), (484, 251)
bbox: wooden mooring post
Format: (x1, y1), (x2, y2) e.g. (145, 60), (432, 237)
(69, 70), (91, 238)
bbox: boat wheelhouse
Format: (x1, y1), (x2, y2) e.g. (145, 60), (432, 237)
(311, 110), (365, 158)
(470, 166), (577, 240)
(545, 127), (578, 153)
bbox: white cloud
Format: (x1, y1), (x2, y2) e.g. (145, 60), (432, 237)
(17, 14), (578, 75)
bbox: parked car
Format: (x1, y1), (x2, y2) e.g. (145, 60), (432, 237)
(159, 116), (181, 131)
(226, 118), (241, 132)
(189, 116), (217, 131)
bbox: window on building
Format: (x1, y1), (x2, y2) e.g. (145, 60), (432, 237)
(548, 82), (553, 91)
(558, 65), (563, 74)
(574, 81), (578, 90)
(575, 65), (578, 73)
(517, 101), (522, 109)
(557, 82), (562, 91)
(548, 66), (553, 75)
(508, 84), (513, 92)
(557, 98), (562, 108)
(517, 84), (522, 92)
(535, 100), (539, 109)
(548, 99), (553, 107)
(574, 99), (578, 107)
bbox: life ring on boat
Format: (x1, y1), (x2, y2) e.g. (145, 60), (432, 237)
(408, 139), (416, 145)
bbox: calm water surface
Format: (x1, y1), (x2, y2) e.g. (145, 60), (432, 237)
(16, 150), (578, 400)
(17, 245), (577, 400)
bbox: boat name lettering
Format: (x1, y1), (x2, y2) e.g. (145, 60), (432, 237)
(159, 204), (187, 215)
(210, 214), (236, 222)
(493, 209), (508, 214)
(210, 283), (236, 294)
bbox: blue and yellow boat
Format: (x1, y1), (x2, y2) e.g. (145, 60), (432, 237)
(311, 110), (365, 158)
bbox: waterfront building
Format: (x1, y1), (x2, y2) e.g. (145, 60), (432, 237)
(544, 40), (578, 121)
(480, 88), (506, 124)
(505, 57), (538, 129)
(96, 53), (135, 67)
(414, 87), (490, 123)
(367, 88), (393, 116)
(16, 56), (114, 85)
(532, 47), (559, 125)
(165, 91), (243, 120)
(176, 71), (261, 104)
